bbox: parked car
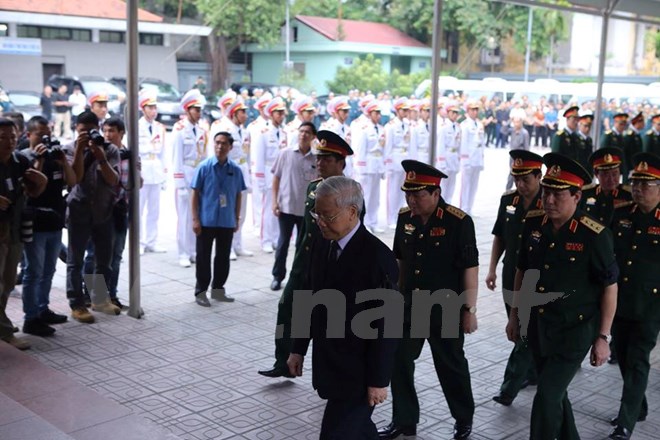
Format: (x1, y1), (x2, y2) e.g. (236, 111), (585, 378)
(7, 90), (42, 120)
(110, 77), (184, 129)
(47, 75), (124, 117)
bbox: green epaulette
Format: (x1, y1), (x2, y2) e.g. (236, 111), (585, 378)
(310, 177), (322, 184)
(614, 200), (634, 209)
(446, 205), (466, 219)
(582, 183), (597, 191)
(502, 188), (517, 197)
(605, 130), (612, 135)
(580, 216), (605, 234)
(647, 129), (654, 136)
(620, 184), (632, 193)
(525, 209), (545, 219)
(626, 130), (634, 136)
(399, 206), (411, 215)
(556, 129), (565, 136)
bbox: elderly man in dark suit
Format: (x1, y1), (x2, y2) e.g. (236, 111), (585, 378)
(288, 176), (399, 439)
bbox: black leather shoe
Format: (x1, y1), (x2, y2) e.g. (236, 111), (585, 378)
(453, 423), (472, 440)
(609, 425), (632, 440)
(40, 309), (68, 324)
(257, 367), (294, 378)
(270, 279), (282, 291)
(492, 393), (514, 406)
(195, 293), (211, 307)
(609, 414), (646, 426)
(23, 319), (56, 337)
(377, 422), (416, 439)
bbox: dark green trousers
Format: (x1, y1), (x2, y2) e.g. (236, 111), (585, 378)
(500, 302), (537, 398)
(273, 270), (304, 369)
(390, 325), (474, 427)
(612, 317), (659, 431)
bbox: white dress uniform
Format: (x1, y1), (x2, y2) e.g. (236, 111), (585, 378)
(247, 115), (269, 232)
(284, 117), (302, 150)
(353, 120), (385, 231)
(459, 116), (485, 215)
(436, 119), (461, 205)
(320, 116), (353, 177)
(171, 118), (208, 261)
(384, 117), (411, 226)
(251, 121), (286, 249)
(211, 118), (251, 253)
(410, 118), (431, 164)
(138, 117), (167, 250)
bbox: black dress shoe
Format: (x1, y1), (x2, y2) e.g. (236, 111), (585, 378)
(40, 309), (68, 324)
(453, 423), (472, 440)
(492, 393), (514, 406)
(23, 319), (56, 337)
(195, 293), (211, 307)
(609, 425), (632, 440)
(257, 367), (294, 378)
(377, 422), (416, 439)
(609, 414), (646, 426)
(270, 279), (282, 291)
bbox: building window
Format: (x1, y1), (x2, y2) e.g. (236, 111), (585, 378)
(100, 31), (125, 44)
(293, 26), (298, 42)
(0, 23), (8, 37)
(140, 33), (163, 46)
(293, 62), (305, 77)
(418, 61), (427, 69)
(16, 25), (90, 41)
(344, 57), (353, 65)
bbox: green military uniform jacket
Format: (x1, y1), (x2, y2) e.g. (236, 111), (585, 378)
(518, 210), (617, 357)
(580, 183), (633, 226)
(551, 129), (590, 172)
(600, 129), (625, 150)
(491, 189), (543, 290)
(289, 178), (323, 281)
(622, 129), (643, 181)
(643, 129), (660, 155)
(611, 202), (660, 321)
(394, 199), (479, 323)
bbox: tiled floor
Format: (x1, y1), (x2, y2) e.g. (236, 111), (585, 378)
(2, 146), (659, 439)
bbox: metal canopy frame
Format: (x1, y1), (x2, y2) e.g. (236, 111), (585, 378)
(428, 0), (660, 164)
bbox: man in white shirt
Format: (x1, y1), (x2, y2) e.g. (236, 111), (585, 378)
(68, 85), (87, 126)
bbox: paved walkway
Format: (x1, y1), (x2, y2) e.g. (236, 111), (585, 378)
(2, 147), (659, 439)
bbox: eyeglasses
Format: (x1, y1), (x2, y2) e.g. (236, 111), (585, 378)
(631, 180), (659, 189)
(310, 209), (344, 224)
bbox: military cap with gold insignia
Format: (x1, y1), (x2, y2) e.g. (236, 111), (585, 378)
(401, 159), (447, 192)
(589, 147), (623, 171)
(227, 99), (247, 118)
(579, 112), (594, 123)
(630, 112), (644, 125)
(563, 106), (579, 118)
(612, 112), (629, 122)
(180, 89), (206, 110)
(314, 130), (353, 157)
(650, 114), (660, 123)
(541, 153), (592, 190)
(629, 152), (660, 181)
(509, 150), (543, 176)
(393, 97), (410, 111)
(264, 97), (286, 117)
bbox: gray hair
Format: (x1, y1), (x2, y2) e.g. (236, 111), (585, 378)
(316, 176), (364, 216)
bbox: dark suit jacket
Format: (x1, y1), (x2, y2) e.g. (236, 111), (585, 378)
(291, 224), (400, 400)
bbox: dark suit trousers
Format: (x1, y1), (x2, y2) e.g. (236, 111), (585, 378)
(272, 212), (302, 281)
(320, 398), (377, 440)
(194, 227), (233, 296)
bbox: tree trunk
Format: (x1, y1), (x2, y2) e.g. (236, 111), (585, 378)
(208, 33), (229, 94)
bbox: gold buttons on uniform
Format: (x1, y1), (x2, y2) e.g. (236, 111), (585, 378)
(631, 245), (637, 250)
(627, 260), (632, 266)
(636, 230), (642, 235)
(414, 270), (420, 275)
(522, 219), (526, 223)
(307, 233), (312, 237)
(653, 288), (658, 294)
(578, 314), (583, 321)
(419, 234), (424, 239)
(435, 242), (440, 247)
(518, 234), (522, 239)
(544, 264), (549, 269)
(538, 286), (545, 292)
(416, 252), (422, 257)
(529, 246), (533, 251)
(617, 232), (622, 237)
(623, 277), (628, 282)
(549, 243), (555, 248)
(569, 257), (575, 262)
(539, 308), (544, 314)
(305, 246), (309, 251)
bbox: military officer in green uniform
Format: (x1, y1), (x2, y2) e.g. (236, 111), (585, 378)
(643, 114), (660, 155)
(576, 112), (594, 159)
(551, 106), (590, 171)
(581, 147), (633, 227)
(600, 112), (628, 150)
(607, 152), (660, 440)
(486, 150), (543, 406)
(622, 112), (644, 183)
(258, 130), (353, 378)
(507, 153), (618, 440)
(379, 160), (478, 440)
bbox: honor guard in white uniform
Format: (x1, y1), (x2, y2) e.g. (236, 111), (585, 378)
(137, 90), (167, 254)
(349, 95), (375, 153)
(171, 89), (208, 267)
(437, 102), (461, 204)
(459, 101), (485, 215)
(285, 95), (315, 150)
(88, 91), (109, 128)
(320, 96), (352, 176)
(252, 97), (287, 252)
(385, 97), (411, 227)
(210, 99), (254, 260)
(353, 100), (385, 233)
(212, 90), (237, 129)
(247, 92), (273, 233)
(410, 99), (431, 163)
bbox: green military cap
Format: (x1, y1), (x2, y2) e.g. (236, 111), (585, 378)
(589, 147), (623, 171)
(630, 112), (643, 125)
(613, 112), (629, 122)
(541, 153), (592, 190)
(563, 106), (579, 118)
(630, 152), (660, 181)
(314, 130), (353, 157)
(401, 159), (447, 192)
(509, 150), (543, 176)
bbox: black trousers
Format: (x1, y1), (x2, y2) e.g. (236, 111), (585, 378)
(272, 212), (302, 281)
(320, 398), (377, 440)
(194, 227), (233, 296)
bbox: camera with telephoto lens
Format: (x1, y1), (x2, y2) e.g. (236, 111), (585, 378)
(88, 129), (108, 149)
(40, 135), (63, 159)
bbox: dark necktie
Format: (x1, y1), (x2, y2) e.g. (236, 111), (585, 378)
(148, 124), (152, 135)
(276, 129), (280, 140)
(238, 127), (242, 142)
(193, 126), (197, 137)
(328, 241), (340, 262)
(374, 125), (379, 134)
(426, 123), (429, 132)
(341, 126), (345, 135)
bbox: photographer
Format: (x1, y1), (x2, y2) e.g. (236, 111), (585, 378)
(64, 110), (120, 323)
(20, 116), (76, 336)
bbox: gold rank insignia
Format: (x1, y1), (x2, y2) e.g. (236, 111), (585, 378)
(308, 191), (316, 200)
(506, 205), (516, 214)
(586, 197), (596, 205)
(531, 230), (542, 242)
(514, 158), (523, 167)
(406, 171), (417, 180)
(580, 216), (605, 234)
(618, 219), (632, 229)
(548, 165), (561, 177)
(604, 154), (613, 163)
(637, 161), (649, 172)
(404, 223), (416, 235)
(430, 227), (445, 237)
(446, 205), (466, 219)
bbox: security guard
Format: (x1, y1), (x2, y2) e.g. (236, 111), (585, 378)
(601, 112), (628, 150)
(257, 130), (353, 379)
(409, 99), (431, 164)
(643, 114), (660, 155)
(380, 160), (478, 440)
(507, 153), (618, 440)
(437, 102), (461, 205)
(247, 92), (273, 233)
(459, 100), (485, 216)
(576, 113), (594, 157)
(551, 106), (590, 171)
(608, 152), (660, 440)
(385, 97), (411, 227)
(284, 95), (315, 150)
(622, 112), (644, 183)
(486, 150), (543, 406)
(581, 147), (633, 227)
(320, 96), (353, 177)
